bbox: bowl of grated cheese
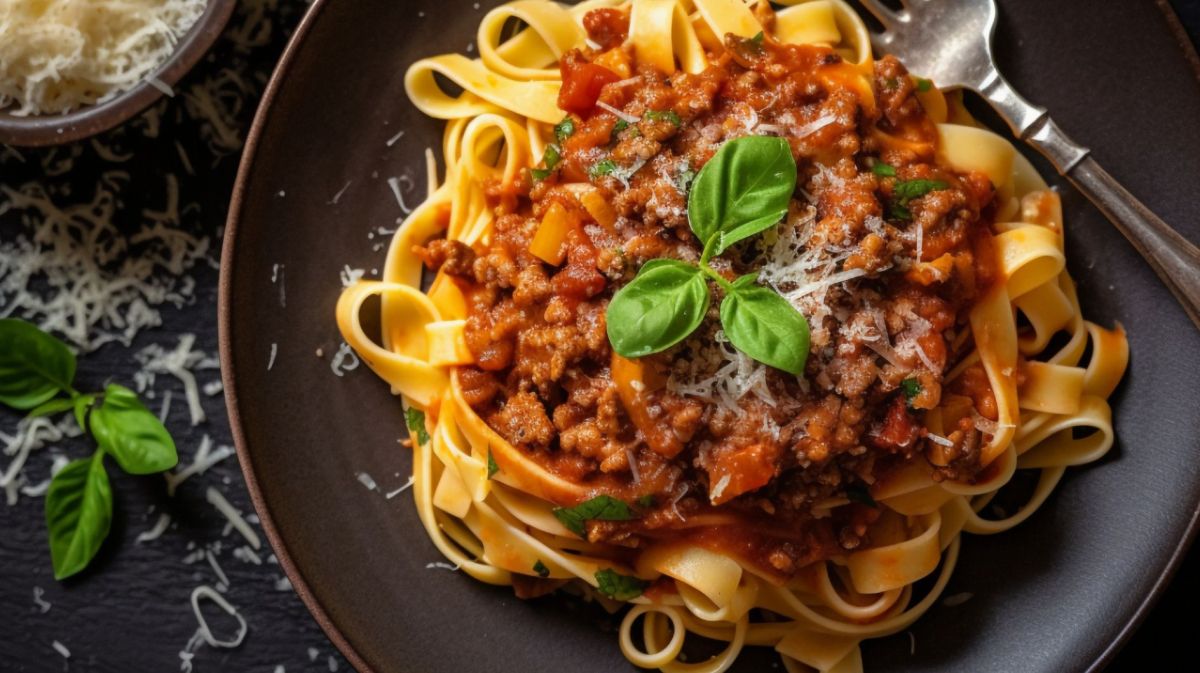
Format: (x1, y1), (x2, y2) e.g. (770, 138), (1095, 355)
(0, 0), (236, 147)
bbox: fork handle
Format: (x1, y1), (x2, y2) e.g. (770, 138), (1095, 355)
(980, 75), (1200, 330)
(1062, 156), (1200, 329)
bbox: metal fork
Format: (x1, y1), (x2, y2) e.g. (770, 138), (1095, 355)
(862, 0), (1200, 329)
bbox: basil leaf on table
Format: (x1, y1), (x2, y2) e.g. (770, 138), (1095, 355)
(27, 397), (78, 419)
(719, 276), (810, 375)
(88, 384), (178, 475)
(606, 259), (711, 358)
(0, 318), (77, 410)
(595, 568), (649, 600)
(553, 494), (635, 537)
(688, 136), (797, 256)
(45, 452), (113, 580)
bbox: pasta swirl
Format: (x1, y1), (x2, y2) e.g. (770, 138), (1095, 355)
(336, 2), (1128, 671)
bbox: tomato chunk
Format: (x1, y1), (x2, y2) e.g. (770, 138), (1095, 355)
(558, 57), (620, 115)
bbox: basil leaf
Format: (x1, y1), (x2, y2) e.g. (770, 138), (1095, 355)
(533, 560), (550, 578)
(606, 259), (710, 358)
(487, 448), (499, 479)
(872, 162), (896, 177)
(405, 408), (430, 446)
(688, 136), (797, 256)
(552, 494), (635, 537)
(595, 568), (648, 600)
(27, 397), (76, 419)
(636, 494), (655, 507)
(73, 394), (96, 431)
(89, 384), (177, 475)
(0, 319), (76, 410)
(719, 278), (810, 375)
(915, 78), (933, 92)
(554, 116), (575, 144)
(46, 452), (112, 580)
(531, 168), (552, 181)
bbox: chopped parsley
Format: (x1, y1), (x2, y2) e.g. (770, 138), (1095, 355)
(611, 119), (629, 142)
(533, 560), (550, 578)
(675, 164), (696, 193)
(636, 494), (655, 508)
(889, 178), (949, 220)
(404, 408), (430, 446)
(845, 483), (878, 508)
(872, 162), (896, 178)
(595, 568), (649, 600)
(531, 144), (562, 181)
(487, 448), (499, 479)
(900, 378), (922, 402)
(589, 159), (617, 178)
(750, 31), (765, 48)
(554, 116), (575, 144)
(552, 494), (634, 537)
(915, 77), (933, 92)
(543, 144), (561, 170)
(644, 109), (681, 126)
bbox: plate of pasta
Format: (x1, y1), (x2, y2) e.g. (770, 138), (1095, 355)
(219, 1), (1200, 672)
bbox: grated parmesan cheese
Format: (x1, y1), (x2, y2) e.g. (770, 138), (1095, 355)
(133, 334), (219, 427)
(136, 513), (172, 544)
(385, 476), (415, 499)
(189, 585), (248, 648)
(0, 0), (206, 116)
(33, 586), (51, 613)
(205, 487), (261, 550)
(165, 435), (235, 496)
(0, 177), (211, 353)
(330, 342), (360, 377)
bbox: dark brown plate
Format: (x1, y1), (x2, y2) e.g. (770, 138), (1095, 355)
(219, 1), (1200, 671)
(0, 0), (237, 147)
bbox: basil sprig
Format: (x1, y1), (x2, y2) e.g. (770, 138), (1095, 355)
(0, 319), (178, 580)
(605, 136), (810, 374)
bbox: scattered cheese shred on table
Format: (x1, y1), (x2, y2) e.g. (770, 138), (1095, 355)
(0, 0), (207, 116)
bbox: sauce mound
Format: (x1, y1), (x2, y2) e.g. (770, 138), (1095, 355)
(417, 8), (1000, 577)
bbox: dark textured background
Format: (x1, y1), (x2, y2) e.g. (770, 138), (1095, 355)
(1, 1), (1197, 671)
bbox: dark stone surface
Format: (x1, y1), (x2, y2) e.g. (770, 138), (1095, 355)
(2, 1), (1197, 671)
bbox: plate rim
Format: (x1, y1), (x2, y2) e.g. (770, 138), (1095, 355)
(217, 0), (372, 671)
(217, 2), (1200, 672)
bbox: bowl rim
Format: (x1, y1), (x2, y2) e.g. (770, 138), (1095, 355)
(217, 1), (1200, 672)
(0, 0), (238, 147)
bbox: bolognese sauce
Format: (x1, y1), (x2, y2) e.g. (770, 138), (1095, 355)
(416, 5), (1001, 576)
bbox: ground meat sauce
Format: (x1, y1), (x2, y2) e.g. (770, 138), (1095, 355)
(417, 8), (1001, 579)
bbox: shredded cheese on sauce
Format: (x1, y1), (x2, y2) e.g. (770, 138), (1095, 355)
(0, 0), (207, 116)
